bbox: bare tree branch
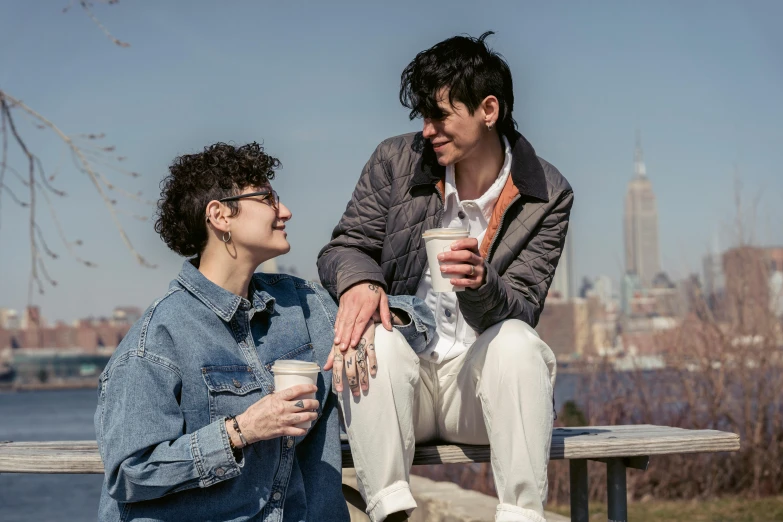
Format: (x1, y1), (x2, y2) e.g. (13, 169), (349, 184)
(2, 92), (155, 269)
(0, 1), (149, 307)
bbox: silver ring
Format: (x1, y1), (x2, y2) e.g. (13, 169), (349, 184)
(469, 265), (475, 277)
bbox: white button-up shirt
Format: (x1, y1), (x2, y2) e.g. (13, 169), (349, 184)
(415, 137), (512, 363)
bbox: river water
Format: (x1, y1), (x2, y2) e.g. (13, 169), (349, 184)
(0, 389), (103, 521)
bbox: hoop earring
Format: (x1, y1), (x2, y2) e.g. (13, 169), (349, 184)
(222, 231), (231, 243)
(487, 122), (494, 131)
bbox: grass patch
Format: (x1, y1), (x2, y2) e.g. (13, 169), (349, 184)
(548, 496), (783, 522)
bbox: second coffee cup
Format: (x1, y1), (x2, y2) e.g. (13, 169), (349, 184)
(423, 228), (471, 293)
(270, 360), (320, 430)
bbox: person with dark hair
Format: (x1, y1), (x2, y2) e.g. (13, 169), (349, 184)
(95, 142), (354, 521)
(318, 32), (573, 522)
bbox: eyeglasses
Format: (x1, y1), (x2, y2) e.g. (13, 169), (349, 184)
(218, 189), (280, 210)
(206, 189), (280, 223)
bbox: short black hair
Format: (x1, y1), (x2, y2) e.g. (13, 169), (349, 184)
(399, 31), (516, 136)
(154, 142), (280, 257)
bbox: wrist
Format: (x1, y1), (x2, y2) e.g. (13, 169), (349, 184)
(389, 308), (410, 326)
(226, 414), (249, 448)
(225, 418), (241, 448)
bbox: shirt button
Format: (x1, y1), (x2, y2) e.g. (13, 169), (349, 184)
(215, 467), (225, 477)
(232, 379), (242, 388)
(458, 210), (466, 219)
(445, 309), (452, 318)
(273, 491), (282, 501)
(286, 438), (294, 448)
(430, 352), (437, 358)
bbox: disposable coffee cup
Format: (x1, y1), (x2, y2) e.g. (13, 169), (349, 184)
(271, 360), (320, 430)
(423, 228), (471, 293)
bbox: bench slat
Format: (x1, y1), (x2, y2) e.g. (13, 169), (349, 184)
(0, 426), (740, 474)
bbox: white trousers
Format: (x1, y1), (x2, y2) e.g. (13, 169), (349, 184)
(338, 319), (557, 522)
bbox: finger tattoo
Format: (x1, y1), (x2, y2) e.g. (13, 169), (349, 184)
(368, 283), (379, 294)
(334, 372), (341, 384)
(356, 343), (367, 369)
(346, 358), (352, 368)
(295, 400), (304, 409)
(356, 345), (369, 386)
(349, 378), (359, 389)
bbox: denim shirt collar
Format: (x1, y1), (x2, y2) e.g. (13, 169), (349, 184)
(176, 260), (275, 322)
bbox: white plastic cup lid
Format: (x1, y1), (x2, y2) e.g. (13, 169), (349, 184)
(422, 228), (470, 238)
(271, 360), (320, 374)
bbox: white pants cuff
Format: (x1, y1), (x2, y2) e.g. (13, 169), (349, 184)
(495, 503), (548, 522)
(365, 480), (417, 522)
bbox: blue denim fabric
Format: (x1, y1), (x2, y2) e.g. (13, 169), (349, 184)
(96, 260), (395, 522)
(385, 295), (435, 354)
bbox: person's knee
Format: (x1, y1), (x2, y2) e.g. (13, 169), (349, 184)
(487, 320), (556, 378)
(373, 327), (417, 366)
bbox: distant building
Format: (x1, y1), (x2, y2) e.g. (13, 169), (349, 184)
(0, 308), (20, 330)
(620, 273), (642, 316)
(536, 296), (605, 357)
(21, 306), (44, 330)
(592, 276), (614, 308)
(551, 230), (574, 300)
(768, 247), (783, 272)
(624, 131), (661, 288)
(723, 246), (773, 330)
(770, 271), (783, 318)
(112, 307), (143, 326)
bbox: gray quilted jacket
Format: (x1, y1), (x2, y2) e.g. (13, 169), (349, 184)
(317, 131), (573, 332)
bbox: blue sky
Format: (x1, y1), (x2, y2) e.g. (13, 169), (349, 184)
(1, 0), (781, 322)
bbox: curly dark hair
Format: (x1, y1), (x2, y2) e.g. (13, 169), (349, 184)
(154, 142), (280, 257)
(399, 31), (517, 137)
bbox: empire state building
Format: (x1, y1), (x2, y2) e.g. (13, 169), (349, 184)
(624, 132), (661, 288)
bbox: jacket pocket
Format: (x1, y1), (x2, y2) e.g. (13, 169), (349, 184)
(263, 342), (315, 371)
(202, 365), (267, 422)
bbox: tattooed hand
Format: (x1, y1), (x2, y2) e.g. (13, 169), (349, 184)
(326, 320), (378, 396)
(333, 281), (392, 353)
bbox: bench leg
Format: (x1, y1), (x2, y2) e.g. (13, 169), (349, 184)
(569, 459), (589, 522)
(606, 458), (627, 522)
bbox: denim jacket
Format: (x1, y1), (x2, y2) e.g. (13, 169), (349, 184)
(95, 260), (434, 522)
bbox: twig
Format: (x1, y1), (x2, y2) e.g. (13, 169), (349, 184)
(76, 0), (130, 47)
(0, 182), (29, 207)
(38, 183), (97, 268)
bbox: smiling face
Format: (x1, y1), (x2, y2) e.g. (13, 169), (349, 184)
(421, 88), (497, 167)
(223, 184), (292, 265)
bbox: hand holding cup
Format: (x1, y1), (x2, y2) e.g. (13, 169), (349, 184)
(437, 237), (485, 290)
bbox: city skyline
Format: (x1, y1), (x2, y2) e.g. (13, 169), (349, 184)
(1, 1), (782, 322)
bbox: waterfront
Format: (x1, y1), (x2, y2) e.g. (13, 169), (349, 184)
(0, 389), (103, 521)
(0, 375), (576, 520)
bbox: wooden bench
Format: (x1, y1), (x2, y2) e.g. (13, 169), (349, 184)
(0, 425), (740, 522)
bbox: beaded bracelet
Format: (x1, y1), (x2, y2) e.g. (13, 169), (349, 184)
(227, 415), (249, 448)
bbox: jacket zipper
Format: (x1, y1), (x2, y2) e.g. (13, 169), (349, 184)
(486, 195), (520, 260)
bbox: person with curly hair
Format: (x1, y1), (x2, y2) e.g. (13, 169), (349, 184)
(95, 141), (357, 521)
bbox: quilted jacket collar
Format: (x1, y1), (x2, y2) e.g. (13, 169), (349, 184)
(410, 130), (549, 203)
